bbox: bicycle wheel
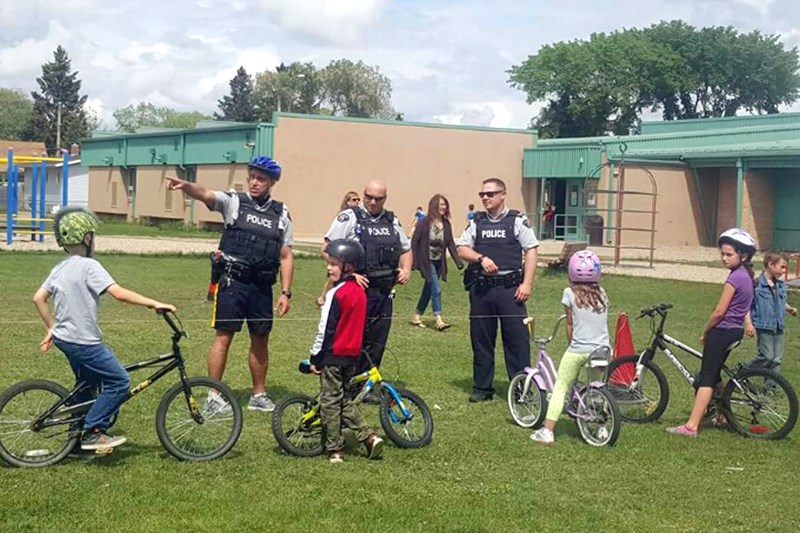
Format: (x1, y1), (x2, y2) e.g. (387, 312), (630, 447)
(575, 387), (620, 447)
(156, 377), (243, 461)
(722, 368), (798, 440)
(379, 388), (434, 448)
(0, 380), (78, 467)
(271, 395), (324, 457)
(507, 372), (548, 429)
(606, 355), (669, 423)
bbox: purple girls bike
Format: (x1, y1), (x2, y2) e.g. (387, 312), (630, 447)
(507, 315), (621, 447)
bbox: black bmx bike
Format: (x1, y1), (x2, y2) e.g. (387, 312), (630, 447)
(606, 303), (798, 440)
(0, 311), (243, 467)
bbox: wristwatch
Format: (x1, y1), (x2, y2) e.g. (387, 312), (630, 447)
(280, 289), (292, 299)
(477, 255), (485, 265)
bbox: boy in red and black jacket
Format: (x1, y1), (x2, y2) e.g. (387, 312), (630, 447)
(310, 239), (384, 463)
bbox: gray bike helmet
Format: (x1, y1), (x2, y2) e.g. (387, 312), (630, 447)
(326, 239), (365, 270)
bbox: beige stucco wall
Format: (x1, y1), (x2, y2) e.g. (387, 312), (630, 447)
(88, 168), (131, 218)
(192, 164), (248, 225)
(272, 116), (536, 240)
(133, 166), (187, 221)
(601, 164), (706, 247)
(742, 169), (774, 249)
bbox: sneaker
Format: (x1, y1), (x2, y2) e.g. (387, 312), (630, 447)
(530, 427), (555, 445)
(80, 429), (127, 451)
(666, 424), (698, 438)
(329, 451), (344, 464)
(204, 389), (233, 416)
(247, 393), (276, 412)
(468, 392), (493, 403)
(364, 433), (384, 459)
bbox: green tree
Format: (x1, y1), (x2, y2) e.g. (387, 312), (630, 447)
(24, 46), (91, 152)
(253, 61), (323, 120)
(113, 102), (211, 132)
(643, 21), (800, 119)
(509, 21), (800, 137)
(0, 88), (33, 140)
(320, 59), (395, 119)
(215, 66), (256, 122)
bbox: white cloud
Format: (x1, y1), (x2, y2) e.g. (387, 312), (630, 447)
(732, 0), (776, 17)
(259, 0), (387, 45)
(0, 20), (72, 78)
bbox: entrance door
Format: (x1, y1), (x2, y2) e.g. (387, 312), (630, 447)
(774, 171), (800, 250)
(557, 179), (586, 241)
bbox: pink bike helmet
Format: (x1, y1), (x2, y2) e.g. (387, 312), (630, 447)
(568, 250), (601, 283)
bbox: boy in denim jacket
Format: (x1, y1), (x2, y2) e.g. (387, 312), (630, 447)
(745, 251), (797, 374)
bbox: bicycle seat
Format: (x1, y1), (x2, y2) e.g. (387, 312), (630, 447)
(587, 346), (611, 368)
(726, 340), (742, 352)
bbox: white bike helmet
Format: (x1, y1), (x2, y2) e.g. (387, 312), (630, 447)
(718, 228), (757, 255)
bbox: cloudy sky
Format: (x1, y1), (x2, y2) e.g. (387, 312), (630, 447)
(1, 0), (799, 129)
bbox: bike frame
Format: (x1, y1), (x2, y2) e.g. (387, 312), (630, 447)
(32, 312), (200, 432)
(521, 315), (606, 419)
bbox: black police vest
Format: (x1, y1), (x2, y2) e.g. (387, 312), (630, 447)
(219, 194), (283, 271)
(473, 210), (522, 270)
(353, 208), (401, 277)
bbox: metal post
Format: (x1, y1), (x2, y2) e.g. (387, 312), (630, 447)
(61, 150), (69, 207)
(735, 158), (744, 228)
(31, 163), (39, 241)
(6, 149), (14, 245)
(56, 103), (62, 152)
(614, 165), (625, 267)
(606, 162), (615, 244)
(39, 161), (47, 242)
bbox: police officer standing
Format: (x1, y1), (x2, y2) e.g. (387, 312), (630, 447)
(457, 178), (539, 402)
(323, 179), (412, 382)
(166, 156), (293, 412)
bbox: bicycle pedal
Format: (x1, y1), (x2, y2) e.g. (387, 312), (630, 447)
(94, 446), (114, 456)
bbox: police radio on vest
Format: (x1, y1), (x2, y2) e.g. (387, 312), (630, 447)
(367, 227), (391, 236)
(481, 229), (507, 239)
(246, 213), (273, 228)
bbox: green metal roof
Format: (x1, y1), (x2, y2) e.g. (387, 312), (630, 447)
(80, 123), (275, 167)
(524, 118), (800, 177)
(640, 112), (800, 135)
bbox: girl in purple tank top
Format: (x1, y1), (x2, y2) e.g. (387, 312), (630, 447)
(668, 228), (756, 438)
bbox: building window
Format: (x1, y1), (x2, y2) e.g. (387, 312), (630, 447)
(111, 182), (118, 207)
(165, 188), (173, 211)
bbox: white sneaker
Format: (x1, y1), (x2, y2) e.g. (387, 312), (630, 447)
(247, 393), (276, 412)
(203, 389), (233, 416)
(530, 428), (555, 446)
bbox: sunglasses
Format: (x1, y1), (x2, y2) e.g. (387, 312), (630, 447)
(478, 190), (505, 198)
(364, 193), (386, 202)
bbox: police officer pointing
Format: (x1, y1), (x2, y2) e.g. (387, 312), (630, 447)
(323, 179), (412, 378)
(457, 178), (539, 402)
(166, 156), (294, 412)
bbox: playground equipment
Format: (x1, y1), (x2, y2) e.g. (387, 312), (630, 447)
(3, 149), (70, 245)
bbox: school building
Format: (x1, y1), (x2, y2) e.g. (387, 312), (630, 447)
(79, 112), (800, 251)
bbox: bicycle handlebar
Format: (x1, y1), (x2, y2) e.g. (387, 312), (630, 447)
(637, 303), (673, 319)
(524, 315), (567, 345)
(157, 309), (186, 338)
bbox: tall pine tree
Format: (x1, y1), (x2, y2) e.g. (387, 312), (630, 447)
(25, 46), (90, 153)
(215, 66), (256, 122)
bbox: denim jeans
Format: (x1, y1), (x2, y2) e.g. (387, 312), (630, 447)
(747, 329), (785, 374)
(53, 338), (131, 432)
(416, 259), (443, 316)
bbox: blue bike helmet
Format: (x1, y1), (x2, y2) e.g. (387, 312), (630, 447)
(248, 156), (282, 180)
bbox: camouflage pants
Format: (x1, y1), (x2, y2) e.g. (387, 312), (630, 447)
(320, 365), (373, 452)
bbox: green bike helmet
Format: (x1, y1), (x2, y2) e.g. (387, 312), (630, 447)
(53, 206), (100, 248)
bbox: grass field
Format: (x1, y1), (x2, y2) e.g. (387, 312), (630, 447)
(1, 253), (799, 532)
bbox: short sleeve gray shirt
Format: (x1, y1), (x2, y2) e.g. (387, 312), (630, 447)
(562, 287), (610, 353)
(324, 205), (411, 252)
(213, 192), (294, 246)
(42, 256), (116, 344)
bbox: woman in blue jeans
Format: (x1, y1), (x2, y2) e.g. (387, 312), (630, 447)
(410, 194), (463, 331)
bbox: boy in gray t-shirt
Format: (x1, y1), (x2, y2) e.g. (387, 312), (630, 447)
(33, 207), (175, 452)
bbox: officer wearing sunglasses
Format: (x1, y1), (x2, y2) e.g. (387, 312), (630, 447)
(322, 179), (412, 389)
(456, 178), (539, 403)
